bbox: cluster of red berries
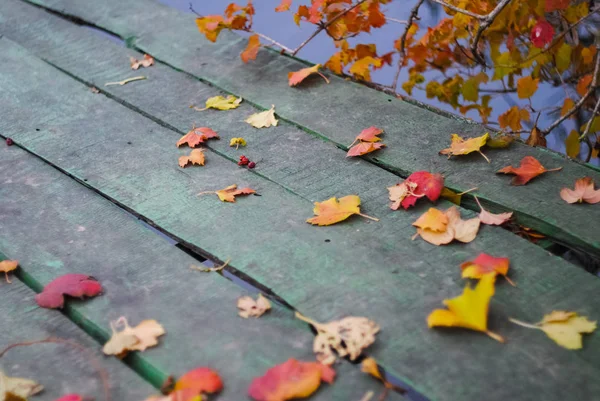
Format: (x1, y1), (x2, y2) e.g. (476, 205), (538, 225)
(238, 155), (256, 169)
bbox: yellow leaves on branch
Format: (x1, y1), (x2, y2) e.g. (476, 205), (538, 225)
(0, 370), (43, 400)
(0, 260), (18, 283)
(510, 311), (596, 350)
(439, 133), (490, 163)
(178, 149), (205, 168)
(103, 317), (165, 357)
(245, 105), (279, 128)
(197, 184), (256, 202)
(306, 195), (378, 226)
(560, 177), (600, 204)
(193, 95), (242, 111)
(428, 274), (504, 343)
(295, 312), (380, 365)
(412, 207), (480, 245)
(498, 106), (530, 131)
(288, 64), (329, 87)
(237, 293), (272, 318)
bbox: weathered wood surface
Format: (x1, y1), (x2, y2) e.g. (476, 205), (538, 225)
(17, 0), (600, 259)
(1, 24), (600, 401)
(0, 129), (387, 400)
(0, 275), (154, 400)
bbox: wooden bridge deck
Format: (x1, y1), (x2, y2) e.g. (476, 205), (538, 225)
(0, 0), (599, 400)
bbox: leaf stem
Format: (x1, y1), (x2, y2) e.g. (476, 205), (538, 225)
(190, 258), (231, 273)
(504, 275), (516, 287)
(295, 311), (323, 330)
(508, 318), (540, 330)
(358, 213), (380, 222)
(104, 75), (146, 86)
(456, 187), (478, 196)
(546, 167), (563, 172)
(485, 330), (505, 343)
(478, 150), (491, 163)
(196, 190), (216, 196)
(317, 72), (330, 84)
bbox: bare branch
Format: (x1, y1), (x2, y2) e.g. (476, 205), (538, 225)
(391, 0), (426, 91)
(252, 31), (294, 53)
(428, 0), (485, 19)
(470, 0), (513, 66)
(580, 96), (600, 141)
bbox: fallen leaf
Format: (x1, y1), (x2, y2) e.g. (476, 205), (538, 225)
(295, 312), (380, 365)
(445, 207), (480, 243)
(248, 359), (335, 401)
(510, 311), (596, 349)
(246, 105), (279, 128)
(346, 142), (386, 157)
(177, 127), (219, 148)
(427, 273), (504, 342)
(461, 253), (515, 286)
(360, 358), (405, 394)
(35, 274), (102, 309)
(351, 127), (384, 144)
(194, 95), (242, 111)
(486, 134), (515, 148)
(399, 171), (444, 209)
(525, 126), (547, 148)
(306, 195), (378, 226)
(439, 133), (490, 163)
(412, 208), (448, 232)
(288, 64), (329, 87)
(130, 54), (154, 70)
(241, 34), (261, 63)
(413, 207), (480, 245)
(0, 371), (43, 400)
(178, 149), (205, 168)
(560, 177), (600, 204)
(53, 395), (84, 401)
(229, 137), (247, 149)
(174, 367), (223, 395)
(198, 184), (256, 202)
(387, 181), (417, 210)
(474, 196), (512, 225)
(237, 294), (272, 318)
(0, 260), (18, 283)
(103, 317), (165, 356)
(497, 156), (562, 185)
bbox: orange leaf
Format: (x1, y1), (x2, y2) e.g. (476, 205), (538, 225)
(497, 156), (562, 185)
(516, 76), (539, 99)
(130, 54), (154, 70)
(248, 359), (335, 401)
(275, 0), (292, 12)
(560, 177), (600, 204)
(427, 273), (504, 342)
(412, 208), (448, 232)
(0, 260), (18, 283)
(413, 207), (480, 246)
(474, 196), (512, 225)
(306, 195), (378, 226)
(178, 149), (206, 168)
(577, 75), (593, 97)
(439, 133), (490, 162)
(349, 56), (382, 81)
(354, 126), (383, 143)
(241, 34), (261, 63)
(288, 64), (329, 87)
(177, 127), (219, 148)
(346, 142), (386, 157)
(561, 98), (575, 118)
(387, 181), (417, 210)
(461, 253), (515, 286)
(498, 106), (530, 131)
(174, 367), (223, 394)
(198, 184), (256, 203)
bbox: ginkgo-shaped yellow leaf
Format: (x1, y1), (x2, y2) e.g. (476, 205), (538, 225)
(194, 95), (242, 111)
(245, 105), (278, 128)
(306, 195), (378, 226)
(510, 311), (596, 350)
(103, 317), (165, 357)
(428, 273), (504, 342)
(439, 133), (490, 163)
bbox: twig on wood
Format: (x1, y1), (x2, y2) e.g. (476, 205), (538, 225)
(391, 0), (426, 91)
(105, 76), (146, 86)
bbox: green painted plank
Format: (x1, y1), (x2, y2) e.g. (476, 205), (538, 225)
(17, 0), (600, 258)
(0, 31), (600, 401)
(0, 276), (154, 401)
(0, 124), (387, 400)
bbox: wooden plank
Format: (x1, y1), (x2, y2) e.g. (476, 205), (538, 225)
(17, 0), (600, 258)
(0, 124), (388, 400)
(0, 275), (155, 401)
(0, 29), (599, 401)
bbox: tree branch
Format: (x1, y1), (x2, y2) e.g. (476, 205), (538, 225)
(580, 95), (600, 141)
(428, 0), (485, 19)
(470, 0), (513, 66)
(391, 0), (426, 91)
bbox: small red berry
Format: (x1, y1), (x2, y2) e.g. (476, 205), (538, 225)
(5, 138), (13, 146)
(248, 161), (256, 169)
(238, 155), (249, 166)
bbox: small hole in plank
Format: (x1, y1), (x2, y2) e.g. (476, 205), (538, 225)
(388, 99), (392, 102)
(127, 141), (132, 145)
(324, 239), (330, 243)
(35, 128), (40, 131)
(83, 179), (88, 182)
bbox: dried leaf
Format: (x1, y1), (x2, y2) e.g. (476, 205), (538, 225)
(237, 294), (272, 318)
(195, 95), (242, 111)
(427, 273), (504, 342)
(398, 171), (444, 209)
(245, 105), (278, 128)
(306, 195), (378, 226)
(248, 359), (335, 401)
(103, 317), (165, 356)
(241, 34), (261, 63)
(346, 142), (386, 157)
(198, 184), (256, 203)
(510, 311), (596, 350)
(35, 274), (102, 309)
(229, 137), (247, 148)
(412, 208), (448, 232)
(486, 134), (514, 149)
(0, 260), (18, 283)
(439, 133), (490, 163)
(295, 312), (380, 365)
(445, 207), (480, 243)
(353, 127), (384, 143)
(178, 149), (205, 168)
(174, 367), (223, 395)
(288, 64), (329, 87)
(525, 126), (547, 148)
(474, 196), (512, 225)
(497, 156), (562, 185)
(560, 177), (600, 204)
(413, 207), (480, 245)
(387, 181), (417, 210)
(130, 54), (154, 70)
(461, 253), (515, 286)
(516, 76), (539, 99)
(177, 127), (219, 148)
(0, 371), (43, 400)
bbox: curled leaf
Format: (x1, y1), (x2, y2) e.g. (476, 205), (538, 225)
(237, 294), (272, 318)
(387, 181), (417, 210)
(306, 195), (378, 226)
(130, 54), (154, 70)
(248, 359), (335, 401)
(474, 196), (512, 225)
(560, 177), (600, 204)
(177, 127), (219, 148)
(194, 95), (242, 111)
(510, 311), (596, 349)
(346, 142), (386, 157)
(497, 156), (562, 185)
(0, 260), (18, 283)
(486, 134), (515, 149)
(288, 64), (329, 87)
(439, 133), (490, 162)
(35, 274), (102, 309)
(398, 171), (444, 209)
(461, 253), (515, 286)
(0, 371), (44, 400)
(412, 208), (448, 232)
(246, 105), (279, 128)
(178, 149), (205, 168)
(198, 184), (256, 203)
(103, 317), (165, 356)
(427, 273), (504, 342)
(295, 312), (380, 365)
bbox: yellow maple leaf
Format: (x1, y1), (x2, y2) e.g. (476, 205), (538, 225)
(178, 149), (205, 168)
(0, 260), (18, 283)
(498, 106), (530, 131)
(198, 184), (256, 203)
(349, 56), (382, 81)
(428, 273), (504, 342)
(516, 76), (539, 99)
(103, 317), (165, 356)
(194, 95), (242, 111)
(306, 195), (378, 226)
(245, 105), (278, 128)
(510, 311), (596, 350)
(439, 133), (490, 163)
(412, 208), (448, 232)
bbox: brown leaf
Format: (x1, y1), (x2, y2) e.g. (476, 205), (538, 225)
(525, 126), (547, 148)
